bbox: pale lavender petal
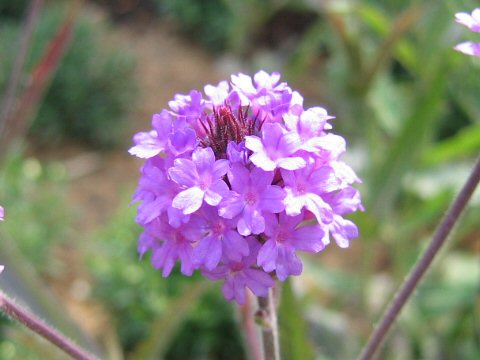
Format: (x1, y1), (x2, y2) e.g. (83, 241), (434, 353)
(275, 248), (302, 281)
(454, 41), (480, 57)
(309, 166), (339, 193)
(205, 180), (229, 205)
(260, 186), (285, 213)
(284, 189), (305, 216)
(279, 131), (302, 155)
(330, 216), (358, 248)
(244, 269), (274, 296)
(228, 163), (250, 191)
(223, 230), (249, 261)
(276, 156), (307, 170)
(129, 131), (164, 158)
(178, 243), (195, 275)
(304, 193), (333, 224)
(244, 135), (264, 153)
(292, 226), (327, 253)
(249, 152), (276, 171)
(204, 188), (223, 206)
(237, 207), (265, 236)
(192, 147), (215, 173)
(194, 235), (222, 270)
(257, 238), (278, 272)
(169, 128), (196, 155)
(455, 9), (480, 32)
(204, 80), (229, 105)
(152, 243), (176, 277)
(172, 187), (204, 214)
(250, 167), (274, 189)
(168, 159), (198, 186)
(218, 192), (244, 219)
(212, 159), (230, 178)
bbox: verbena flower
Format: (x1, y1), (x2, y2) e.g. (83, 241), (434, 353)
(130, 70), (363, 304)
(454, 8), (480, 57)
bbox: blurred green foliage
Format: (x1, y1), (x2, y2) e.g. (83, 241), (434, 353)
(0, 4), (136, 147)
(155, 0), (233, 52)
(88, 201), (246, 359)
(0, 149), (70, 274)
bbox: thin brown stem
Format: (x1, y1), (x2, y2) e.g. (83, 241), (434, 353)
(0, 291), (99, 360)
(257, 288), (280, 360)
(358, 156), (480, 360)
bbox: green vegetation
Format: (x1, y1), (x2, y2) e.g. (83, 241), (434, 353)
(0, 5), (136, 147)
(1, 0), (479, 359)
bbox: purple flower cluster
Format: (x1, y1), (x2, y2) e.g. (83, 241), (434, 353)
(455, 8), (480, 57)
(130, 71), (363, 304)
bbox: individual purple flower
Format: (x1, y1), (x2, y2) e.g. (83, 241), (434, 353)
(281, 165), (341, 225)
(204, 81), (230, 106)
(129, 111), (174, 158)
(203, 237), (274, 304)
(258, 212), (327, 280)
(322, 187), (364, 248)
(133, 158), (189, 227)
(219, 164), (285, 236)
(245, 123), (306, 171)
(0, 206), (4, 221)
(191, 206), (249, 270)
(169, 147), (229, 214)
(454, 8), (480, 57)
(231, 71), (292, 120)
(146, 215), (203, 277)
(130, 70), (363, 303)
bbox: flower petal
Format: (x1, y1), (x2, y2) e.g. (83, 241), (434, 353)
(172, 187), (204, 214)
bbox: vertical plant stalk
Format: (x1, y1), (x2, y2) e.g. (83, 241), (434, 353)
(0, 0), (43, 141)
(239, 292), (262, 360)
(257, 288), (280, 360)
(358, 156), (480, 360)
(0, 291), (99, 360)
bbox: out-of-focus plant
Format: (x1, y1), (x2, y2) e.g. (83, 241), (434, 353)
(0, 4), (136, 147)
(87, 200), (246, 359)
(0, 151), (70, 274)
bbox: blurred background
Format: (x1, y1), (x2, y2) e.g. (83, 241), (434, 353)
(0, 0), (479, 359)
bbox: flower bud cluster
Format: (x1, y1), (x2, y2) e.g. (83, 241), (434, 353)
(130, 71), (363, 303)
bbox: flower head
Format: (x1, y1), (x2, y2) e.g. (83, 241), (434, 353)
(130, 71), (363, 303)
(0, 206), (4, 221)
(454, 8), (480, 57)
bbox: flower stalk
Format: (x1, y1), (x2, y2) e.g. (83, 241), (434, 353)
(0, 291), (99, 360)
(358, 156), (480, 360)
(257, 288), (280, 360)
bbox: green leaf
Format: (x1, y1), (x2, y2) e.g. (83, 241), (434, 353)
(130, 281), (209, 360)
(368, 67), (447, 217)
(421, 124), (480, 166)
(278, 279), (315, 360)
